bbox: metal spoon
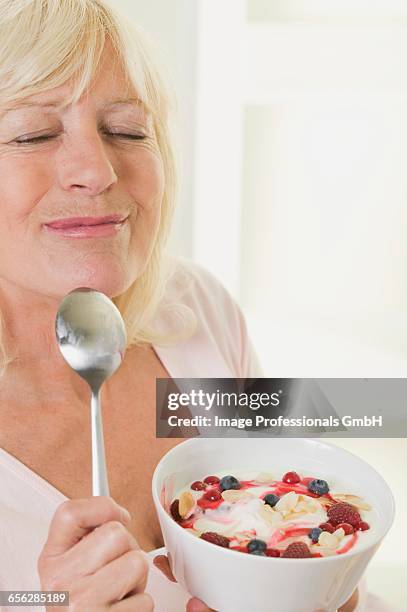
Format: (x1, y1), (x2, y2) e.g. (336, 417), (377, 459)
(55, 288), (127, 496)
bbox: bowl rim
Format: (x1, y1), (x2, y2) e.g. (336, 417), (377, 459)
(152, 437), (396, 563)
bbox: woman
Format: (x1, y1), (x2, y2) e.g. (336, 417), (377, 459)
(0, 1), (393, 611)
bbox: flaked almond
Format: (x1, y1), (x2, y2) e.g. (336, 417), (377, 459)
(221, 489), (253, 502)
(319, 498), (335, 508)
(194, 518), (234, 535)
(255, 472), (274, 483)
(179, 491), (195, 518)
(318, 531), (339, 549)
(297, 499), (320, 513)
(317, 547), (336, 557)
(293, 502), (307, 512)
(276, 491), (298, 513)
(344, 496), (372, 511)
(332, 493), (372, 511)
(333, 528), (345, 541)
(234, 532), (255, 544)
(284, 510), (307, 521)
(259, 504), (283, 526)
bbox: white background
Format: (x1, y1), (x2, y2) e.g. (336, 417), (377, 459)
(114, 1), (406, 607)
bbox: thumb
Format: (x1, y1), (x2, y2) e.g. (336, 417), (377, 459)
(187, 597), (216, 612)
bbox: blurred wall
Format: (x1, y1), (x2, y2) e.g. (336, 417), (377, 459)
(113, 0), (198, 258)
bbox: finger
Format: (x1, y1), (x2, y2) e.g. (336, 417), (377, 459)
(112, 592), (154, 611)
(43, 497), (131, 556)
(81, 549), (149, 603)
(338, 587), (359, 612)
(52, 520), (138, 584)
(153, 555), (177, 582)
(187, 598), (216, 612)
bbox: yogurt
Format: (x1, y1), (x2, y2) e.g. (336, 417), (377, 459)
(169, 469), (378, 558)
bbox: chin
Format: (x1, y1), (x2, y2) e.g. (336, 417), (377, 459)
(57, 260), (135, 299)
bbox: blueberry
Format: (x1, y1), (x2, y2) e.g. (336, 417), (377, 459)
(250, 550), (266, 556)
(219, 475), (241, 491)
(307, 479), (329, 496)
(308, 527), (322, 543)
(247, 539), (267, 553)
(263, 493), (280, 507)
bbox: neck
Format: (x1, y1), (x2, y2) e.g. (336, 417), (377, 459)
(0, 278), (89, 405)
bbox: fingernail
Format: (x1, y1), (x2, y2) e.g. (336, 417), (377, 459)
(120, 507), (131, 523)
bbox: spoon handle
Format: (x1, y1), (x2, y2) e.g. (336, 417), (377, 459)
(91, 389), (110, 497)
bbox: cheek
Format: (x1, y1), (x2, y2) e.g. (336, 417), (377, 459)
(121, 150), (165, 263)
(0, 154), (51, 224)
(122, 149), (165, 211)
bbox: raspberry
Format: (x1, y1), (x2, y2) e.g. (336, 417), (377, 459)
(200, 532), (230, 548)
(282, 471), (301, 484)
(204, 476), (220, 485)
(282, 542), (312, 558)
(170, 499), (182, 522)
(266, 548), (281, 557)
(191, 481), (206, 491)
(336, 522), (354, 535)
(319, 522), (335, 533)
(356, 521), (370, 531)
(327, 502), (361, 527)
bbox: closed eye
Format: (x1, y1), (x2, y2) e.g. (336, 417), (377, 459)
(13, 131), (147, 144)
(102, 130), (147, 140)
(13, 134), (58, 144)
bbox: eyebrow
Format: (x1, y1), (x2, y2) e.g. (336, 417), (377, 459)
(3, 96), (149, 112)
(3, 101), (62, 111)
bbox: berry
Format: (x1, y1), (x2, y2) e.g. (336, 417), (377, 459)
(263, 493), (280, 507)
(191, 481), (206, 491)
(247, 539), (267, 554)
(204, 476), (220, 485)
(266, 548), (281, 557)
(302, 477), (316, 486)
(203, 488), (222, 502)
(327, 502), (361, 527)
(356, 521), (370, 531)
(307, 479), (330, 496)
(170, 499), (182, 522)
(200, 532), (230, 548)
(319, 522), (335, 533)
(282, 471), (301, 484)
(219, 475), (241, 491)
(336, 523), (354, 535)
(250, 550), (266, 556)
(308, 527), (322, 543)
(282, 542), (312, 558)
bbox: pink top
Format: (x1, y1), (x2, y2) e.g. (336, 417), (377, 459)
(0, 258), (397, 611)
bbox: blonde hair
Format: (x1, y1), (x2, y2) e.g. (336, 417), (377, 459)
(0, 0), (196, 374)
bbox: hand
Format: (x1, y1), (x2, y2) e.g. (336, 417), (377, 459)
(38, 497), (153, 611)
(154, 554), (359, 612)
(153, 555), (214, 611)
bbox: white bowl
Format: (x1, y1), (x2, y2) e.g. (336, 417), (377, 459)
(152, 438), (395, 612)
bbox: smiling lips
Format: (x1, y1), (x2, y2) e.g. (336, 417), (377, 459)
(44, 214), (128, 238)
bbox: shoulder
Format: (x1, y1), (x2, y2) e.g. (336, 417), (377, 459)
(159, 256), (263, 378)
(165, 255), (236, 310)
(162, 255), (242, 337)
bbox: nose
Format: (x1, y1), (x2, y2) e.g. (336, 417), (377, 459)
(57, 131), (118, 196)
